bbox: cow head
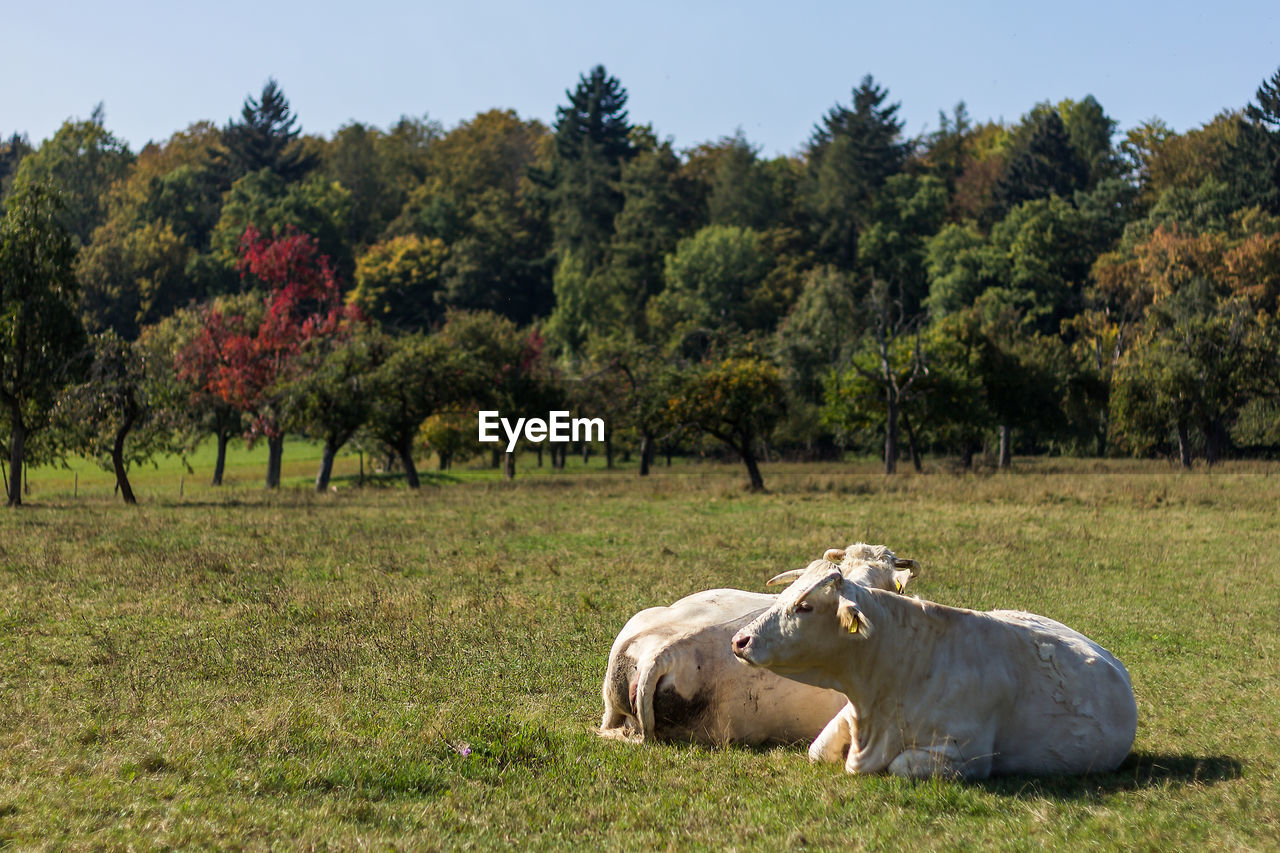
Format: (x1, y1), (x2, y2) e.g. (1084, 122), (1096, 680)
(733, 563), (877, 688)
(765, 543), (919, 595)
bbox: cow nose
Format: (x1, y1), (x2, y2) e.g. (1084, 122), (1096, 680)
(732, 632), (751, 655)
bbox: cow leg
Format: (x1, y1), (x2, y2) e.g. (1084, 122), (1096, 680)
(886, 741), (992, 779)
(808, 704), (855, 764)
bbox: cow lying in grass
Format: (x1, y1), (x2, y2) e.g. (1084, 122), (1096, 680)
(599, 544), (919, 745)
(731, 562), (1137, 778)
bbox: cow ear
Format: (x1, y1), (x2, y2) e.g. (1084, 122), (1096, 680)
(892, 568), (915, 594)
(823, 548), (847, 563)
(837, 598), (873, 638)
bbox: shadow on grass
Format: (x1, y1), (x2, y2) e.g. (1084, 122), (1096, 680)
(328, 471), (461, 489)
(977, 752), (1243, 798)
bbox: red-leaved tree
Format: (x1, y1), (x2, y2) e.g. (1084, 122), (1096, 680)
(177, 226), (361, 487)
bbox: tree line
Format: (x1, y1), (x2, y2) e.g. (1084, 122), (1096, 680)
(3, 63), (1280, 500)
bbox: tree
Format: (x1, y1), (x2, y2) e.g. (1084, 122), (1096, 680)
(435, 310), (552, 480)
(286, 328), (386, 491)
(361, 332), (472, 488)
(1241, 64), (1280, 214)
(1112, 282), (1260, 466)
(804, 75), (908, 270)
(585, 337), (676, 476)
(222, 79), (318, 182)
(57, 331), (184, 504)
(176, 227), (358, 488)
(1058, 96), (1123, 188)
(349, 235), (448, 331)
(142, 303), (244, 485)
(77, 219), (194, 336)
(668, 352), (787, 491)
(0, 132), (33, 200)
(389, 110), (552, 324)
(989, 108), (1088, 221)
(10, 107), (134, 246)
(536, 66), (634, 270)
(211, 170), (354, 282)
(647, 224), (775, 346)
(822, 279), (927, 475)
(420, 411), (479, 471)
(579, 132), (696, 343)
(0, 183), (87, 506)
(857, 174), (948, 315)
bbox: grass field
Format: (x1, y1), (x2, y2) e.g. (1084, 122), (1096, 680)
(2, 448), (1278, 850)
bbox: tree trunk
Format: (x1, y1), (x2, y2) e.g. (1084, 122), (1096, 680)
(639, 434), (652, 477)
(7, 412), (25, 507)
(901, 411), (922, 473)
(1176, 421), (1192, 469)
(605, 432), (614, 470)
(998, 424), (1012, 470)
(438, 451), (450, 471)
(741, 443), (765, 492)
(490, 448), (500, 469)
(536, 445), (543, 467)
(265, 434), (285, 489)
(315, 439), (338, 492)
(504, 451), (516, 480)
(884, 389), (899, 476)
(399, 441), (420, 488)
(112, 412), (138, 505)
(665, 445), (672, 467)
(211, 430), (229, 486)
(1204, 420), (1226, 466)
(960, 442), (974, 470)
(582, 443), (589, 465)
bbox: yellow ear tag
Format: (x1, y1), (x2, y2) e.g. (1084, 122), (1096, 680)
(849, 619), (859, 634)
(894, 580), (903, 593)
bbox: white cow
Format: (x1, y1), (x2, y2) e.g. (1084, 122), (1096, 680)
(599, 544), (919, 745)
(731, 563), (1137, 778)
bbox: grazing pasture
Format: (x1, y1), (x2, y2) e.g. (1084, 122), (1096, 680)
(1, 451), (1277, 849)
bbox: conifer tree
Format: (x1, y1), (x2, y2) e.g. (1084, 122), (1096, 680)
(804, 75), (908, 270)
(537, 65), (634, 269)
(990, 109), (1088, 220)
(1241, 64), (1280, 213)
(223, 79), (318, 182)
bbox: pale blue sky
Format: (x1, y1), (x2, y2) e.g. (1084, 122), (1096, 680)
(6, 1), (1279, 156)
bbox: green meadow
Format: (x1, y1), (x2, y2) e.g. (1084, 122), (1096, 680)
(2, 449), (1278, 850)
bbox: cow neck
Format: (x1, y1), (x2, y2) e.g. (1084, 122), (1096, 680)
(832, 587), (952, 712)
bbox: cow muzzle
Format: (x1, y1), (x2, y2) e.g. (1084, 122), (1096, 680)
(731, 630), (754, 662)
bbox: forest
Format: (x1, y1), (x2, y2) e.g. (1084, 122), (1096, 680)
(4, 62), (1280, 501)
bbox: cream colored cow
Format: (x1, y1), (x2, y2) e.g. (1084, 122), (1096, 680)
(599, 544), (918, 744)
(732, 563), (1138, 778)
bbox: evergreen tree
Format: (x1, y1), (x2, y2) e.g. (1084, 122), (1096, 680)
(536, 65), (634, 270)
(1240, 64), (1280, 213)
(804, 75), (908, 270)
(0, 132), (33, 200)
(222, 79), (318, 182)
(990, 109), (1089, 220)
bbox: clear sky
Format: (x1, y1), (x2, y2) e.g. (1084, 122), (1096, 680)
(6, 0), (1279, 156)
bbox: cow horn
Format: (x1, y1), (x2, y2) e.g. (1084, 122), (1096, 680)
(893, 558), (920, 576)
(766, 569), (805, 587)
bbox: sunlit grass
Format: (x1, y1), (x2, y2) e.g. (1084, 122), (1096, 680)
(1, 459), (1277, 849)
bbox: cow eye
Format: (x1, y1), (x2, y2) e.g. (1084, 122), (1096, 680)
(794, 601), (813, 614)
